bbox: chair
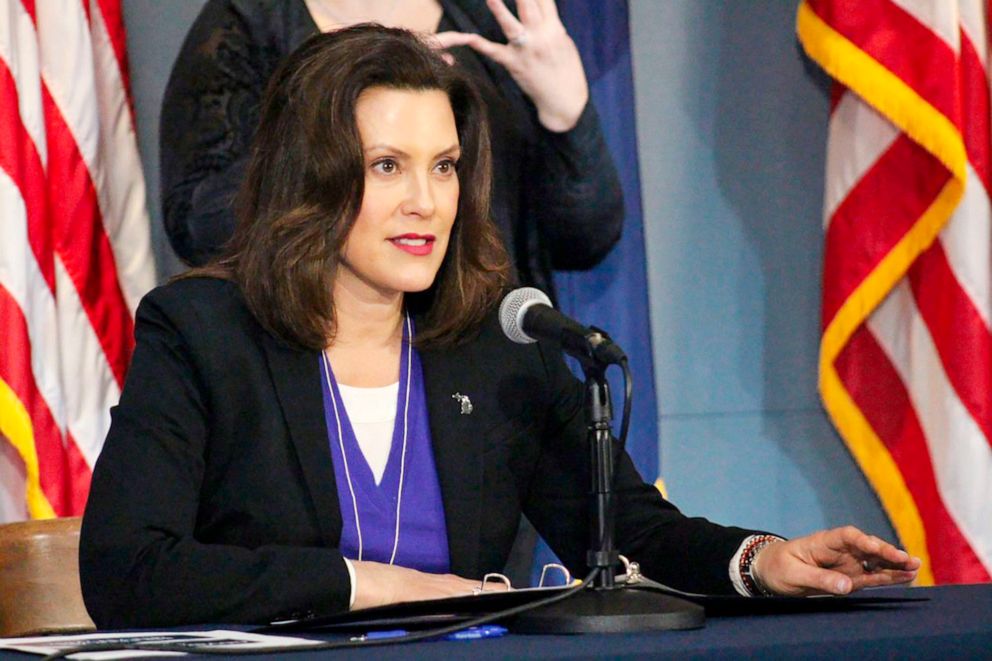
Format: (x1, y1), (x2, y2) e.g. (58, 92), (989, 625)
(0, 516), (95, 637)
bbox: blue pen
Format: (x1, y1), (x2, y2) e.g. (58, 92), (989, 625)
(350, 629), (409, 641)
(442, 625), (508, 641)
(351, 625), (508, 643)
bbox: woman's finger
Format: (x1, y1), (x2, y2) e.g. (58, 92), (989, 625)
(485, 0), (525, 38)
(859, 551), (919, 574)
(535, 0), (559, 21)
(516, 0), (543, 26)
(425, 32), (470, 64)
(848, 566), (917, 593)
(854, 533), (885, 555)
(858, 569), (918, 589)
(444, 32), (513, 68)
(431, 31), (475, 49)
(823, 525), (868, 552)
(847, 532), (918, 570)
(788, 562), (854, 596)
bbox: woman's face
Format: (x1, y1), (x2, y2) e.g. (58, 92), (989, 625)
(336, 86), (461, 301)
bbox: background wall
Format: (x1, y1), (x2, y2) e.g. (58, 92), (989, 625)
(122, 0), (202, 278)
(122, 0), (895, 543)
(630, 0), (893, 539)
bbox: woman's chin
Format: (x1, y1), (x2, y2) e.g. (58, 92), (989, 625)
(394, 267), (444, 294)
(400, 277), (438, 294)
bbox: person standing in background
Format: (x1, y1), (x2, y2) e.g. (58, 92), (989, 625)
(159, 0), (624, 303)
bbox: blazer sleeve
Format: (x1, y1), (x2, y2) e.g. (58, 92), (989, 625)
(79, 288), (351, 627)
(522, 341), (756, 595)
(449, 0), (624, 271)
(527, 101), (625, 270)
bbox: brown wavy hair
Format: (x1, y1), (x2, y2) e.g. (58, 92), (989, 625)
(187, 24), (509, 350)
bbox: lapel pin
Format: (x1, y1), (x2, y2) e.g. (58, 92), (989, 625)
(452, 392), (473, 415)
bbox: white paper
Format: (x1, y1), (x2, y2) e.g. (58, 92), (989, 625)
(0, 629), (322, 659)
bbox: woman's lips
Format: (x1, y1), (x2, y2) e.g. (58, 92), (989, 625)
(389, 234), (435, 256)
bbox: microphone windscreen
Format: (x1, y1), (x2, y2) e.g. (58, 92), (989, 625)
(499, 287), (552, 344)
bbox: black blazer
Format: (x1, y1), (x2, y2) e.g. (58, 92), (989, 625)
(80, 278), (753, 627)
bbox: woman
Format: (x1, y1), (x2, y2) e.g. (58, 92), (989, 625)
(161, 0), (620, 585)
(81, 26), (918, 629)
(160, 0), (622, 301)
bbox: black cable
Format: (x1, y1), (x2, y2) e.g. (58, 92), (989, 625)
(42, 568), (601, 660)
(595, 357), (632, 574)
(616, 357), (632, 459)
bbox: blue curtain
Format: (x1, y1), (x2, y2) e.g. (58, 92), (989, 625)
(554, 0), (658, 481)
(534, 0), (659, 583)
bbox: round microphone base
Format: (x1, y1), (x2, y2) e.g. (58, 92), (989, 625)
(510, 585), (704, 634)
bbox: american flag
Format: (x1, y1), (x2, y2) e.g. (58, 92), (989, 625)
(0, 0), (154, 521)
(799, 0), (992, 584)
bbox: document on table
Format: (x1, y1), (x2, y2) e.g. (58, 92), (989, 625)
(0, 629), (322, 659)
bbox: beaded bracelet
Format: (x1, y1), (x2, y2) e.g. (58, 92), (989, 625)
(739, 534), (782, 597)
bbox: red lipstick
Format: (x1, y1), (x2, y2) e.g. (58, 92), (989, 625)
(389, 233), (436, 256)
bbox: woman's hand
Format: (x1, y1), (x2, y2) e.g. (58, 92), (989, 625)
(751, 526), (921, 596)
(432, 0), (588, 132)
(350, 560), (504, 610)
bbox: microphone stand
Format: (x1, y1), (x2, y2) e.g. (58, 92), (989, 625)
(513, 332), (705, 633)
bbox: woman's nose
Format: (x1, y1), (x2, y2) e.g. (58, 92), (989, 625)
(401, 172), (435, 218)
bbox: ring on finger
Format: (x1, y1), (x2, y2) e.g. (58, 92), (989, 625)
(861, 559), (879, 573)
(509, 31), (529, 47)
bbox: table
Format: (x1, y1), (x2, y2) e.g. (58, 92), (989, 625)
(284, 584), (992, 659)
(4, 584), (989, 659)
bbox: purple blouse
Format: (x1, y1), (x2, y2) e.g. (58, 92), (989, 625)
(319, 320), (450, 573)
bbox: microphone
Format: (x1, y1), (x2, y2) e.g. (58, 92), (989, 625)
(498, 287), (626, 366)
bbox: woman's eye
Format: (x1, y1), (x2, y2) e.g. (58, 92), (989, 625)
(435, 159), (457, 175)
(372, 159), (398, 174)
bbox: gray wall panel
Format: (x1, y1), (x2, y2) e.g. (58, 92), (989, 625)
(631, 0), (894, 539)
(123, 0), (206, 280)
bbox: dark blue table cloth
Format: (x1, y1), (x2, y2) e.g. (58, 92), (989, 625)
(4, 584), (988, 659)
(283, 584), (992, 659)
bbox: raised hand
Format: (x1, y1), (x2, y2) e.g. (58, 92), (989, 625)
(751, 526), (921, 596)
(433, 0), (588, 132)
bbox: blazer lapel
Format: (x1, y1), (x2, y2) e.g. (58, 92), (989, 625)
(260, 333), (341, 547)
(419, 338), (485, 578)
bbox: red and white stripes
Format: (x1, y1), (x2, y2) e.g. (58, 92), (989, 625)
(0, 0), (154, 521)
(799, 0), (992, 584)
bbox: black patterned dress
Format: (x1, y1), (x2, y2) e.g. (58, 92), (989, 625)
(158, 0), (624, 301)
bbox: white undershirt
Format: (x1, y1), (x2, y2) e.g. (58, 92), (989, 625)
(336, 382), (398, 485)
(337, 382), (398, 608)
